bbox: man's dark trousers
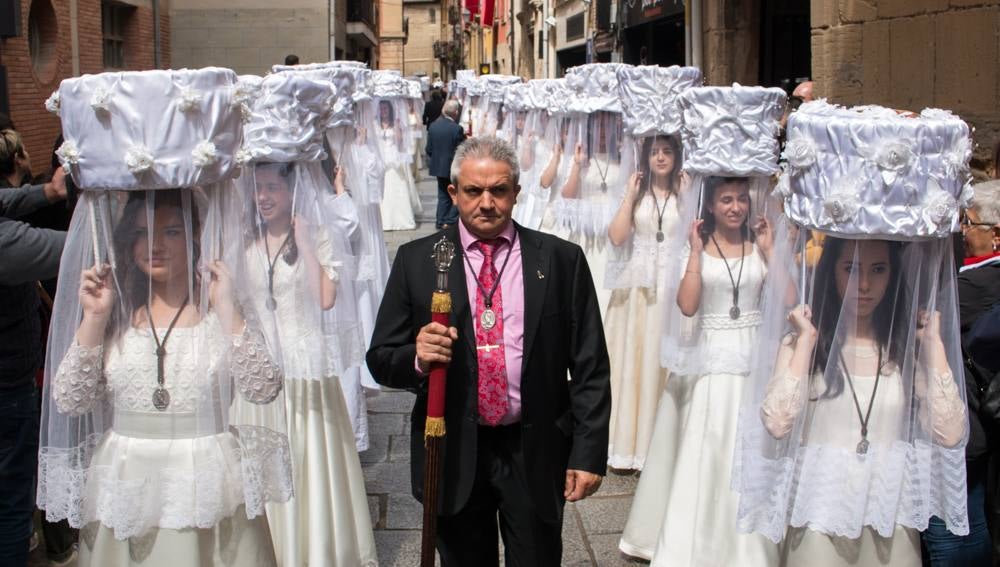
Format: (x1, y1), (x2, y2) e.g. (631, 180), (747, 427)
(436, 177), (458, 228)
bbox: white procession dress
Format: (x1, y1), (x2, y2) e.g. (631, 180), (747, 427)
(237, 230), (378, 567)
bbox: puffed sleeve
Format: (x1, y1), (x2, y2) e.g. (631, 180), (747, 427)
(52, 344), (107, 417)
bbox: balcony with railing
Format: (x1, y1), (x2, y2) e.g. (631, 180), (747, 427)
(346, 0), (378, 47)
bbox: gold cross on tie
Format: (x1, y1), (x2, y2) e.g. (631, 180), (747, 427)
(476, 344), (501, 352)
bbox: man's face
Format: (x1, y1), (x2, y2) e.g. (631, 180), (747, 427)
(448, 156), (520, 239)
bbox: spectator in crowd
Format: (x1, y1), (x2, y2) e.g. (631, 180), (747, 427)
(0, 169), (68, 567)
(285, 54), (300, 65)
(1, 129), (33, 188)
(425, 99), (465, 229)
(423, 88), (445, 131)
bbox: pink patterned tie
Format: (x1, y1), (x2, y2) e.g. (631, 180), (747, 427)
(475, 239), (508, 426)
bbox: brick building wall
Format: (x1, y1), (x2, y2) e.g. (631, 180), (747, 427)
(811, 0), (1000, 169)
(0, 0), (168, 176)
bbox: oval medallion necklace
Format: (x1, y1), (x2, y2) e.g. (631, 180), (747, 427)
(147, 295), (189, 411)
(463, 235), (516, 331)
(709, 233), (745, 320)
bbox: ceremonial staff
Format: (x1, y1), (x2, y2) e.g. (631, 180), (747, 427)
(421, 235), (456, 567)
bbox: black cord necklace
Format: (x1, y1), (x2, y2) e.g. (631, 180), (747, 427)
(462, 234), (516, 331)
(263, 225), (294, 312)
(649, 180), (671, 243)
(147, 295), (190, 411)
(838, 344), (883, 455)
(709, 233), (745, 320)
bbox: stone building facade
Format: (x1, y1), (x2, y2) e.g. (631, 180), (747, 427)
(0, 0), (168, 168)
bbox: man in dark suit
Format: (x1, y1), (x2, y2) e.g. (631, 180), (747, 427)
(425, 100), (465, 229)
(367, 137), (611, 566)
(422, 88), (445, 130)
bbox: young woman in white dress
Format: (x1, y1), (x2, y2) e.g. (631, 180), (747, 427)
(754, 237), (966, 566)
(242, 163), (377, 566)
(604, 135), (683, 471)
(640, 177), (778, 566)
(377, 99), (423, 231)
(47, 190), (290, 566)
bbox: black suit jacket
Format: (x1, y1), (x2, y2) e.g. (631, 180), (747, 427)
(425, 117), (466, 179)
(423, 98), (444, 128)
(366, 223), (611, 524)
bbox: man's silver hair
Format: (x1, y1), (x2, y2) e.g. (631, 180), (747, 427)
(450, 136), (520, 187)
(442, 100), (462, 120)
(971, 181), (1000, 225)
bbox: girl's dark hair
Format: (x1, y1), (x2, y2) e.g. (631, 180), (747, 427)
(378, 99), (396, 125)
(109, 189), (201, 343)
(633, 135), (682, 215)
(810, 236), (905, 398)
(248, 162), (298, 265)
(698, 176), (754, 245)
(585, 111), (620, 160)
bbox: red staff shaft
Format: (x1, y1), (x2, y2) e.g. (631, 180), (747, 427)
(421, 290), (450, 567)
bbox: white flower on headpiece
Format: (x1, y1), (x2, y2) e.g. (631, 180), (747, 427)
(924, 181), (958, 231)
(869, 140), (915, 185)
(231, 80), (258, 108)
(192, 141), (219, 168)
(45, 91), (61, 116)
(125, 146), (154, 174)
(822, 176), (864, 226)
(235, 147), (253, 166)
(55, 140), (80, 166)
(177, 87), (203, 112)
(90, 87), (112, 114)
(941, 136), (972, 179)
(783, 138), (818, 171)
(774, 172), (792, 199)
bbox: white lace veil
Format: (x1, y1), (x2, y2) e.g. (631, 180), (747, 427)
(734, 103), (973, 544)
(39, 69), (292, 539)
(604, 65), (701, 291)
(659, 85), (786, 374)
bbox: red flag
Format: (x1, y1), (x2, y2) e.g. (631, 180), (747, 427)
(482, 0), (495, 26)
(465, 0), (479, 18)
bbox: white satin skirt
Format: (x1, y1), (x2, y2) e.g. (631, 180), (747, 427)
(646, 370), (777, 567)
(234, 378), (377, 566)
(380, 164), (421, 231)
(78, 504), (276, 567)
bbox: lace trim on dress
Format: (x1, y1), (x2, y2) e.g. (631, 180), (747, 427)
(701, 310), (762, 330)
(232, 324), (285, 404)
(53, 344), (107, 417)
(735, 438), (969, 544)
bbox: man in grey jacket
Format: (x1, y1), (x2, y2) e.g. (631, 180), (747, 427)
(0, 168), (68, 566)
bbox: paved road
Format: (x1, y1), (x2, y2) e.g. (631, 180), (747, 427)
(28, 171), (641, 567)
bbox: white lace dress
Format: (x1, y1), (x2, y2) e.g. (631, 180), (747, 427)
(632, 247), (777, 566)
(51, 315), (287, 567)
(757, 368), (926, 566)
(378, 126), (422, 231)
(605, 193), (678, 470)
(236, 236), (378, 567)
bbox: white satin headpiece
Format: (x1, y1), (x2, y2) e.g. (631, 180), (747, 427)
(55, 67), (243, 190)
(617, 65), (702, 137)
(404, 78), (423, 99)
(243, 73), (332, 163)
(503, 82), (531, 111)
(678, 84), (786, 176)
(780, 101), (973, 240)
(482, 74), (522, 103)
(565, 63), (632, 114)
(371, 69), (408, 98)
(271, 63), (361, 127)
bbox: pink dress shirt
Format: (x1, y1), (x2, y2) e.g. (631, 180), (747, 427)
(459, 221), (524, 425)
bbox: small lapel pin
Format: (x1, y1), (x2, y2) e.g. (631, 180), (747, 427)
(537, 270), (545, 279)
